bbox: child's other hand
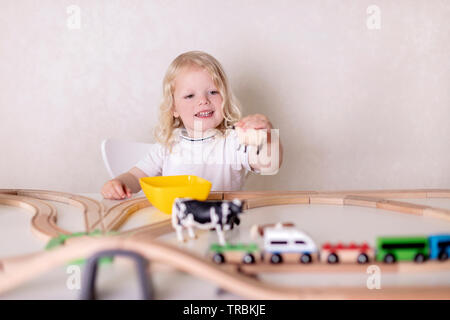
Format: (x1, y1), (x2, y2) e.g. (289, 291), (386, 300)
(101, 179), (132, 200)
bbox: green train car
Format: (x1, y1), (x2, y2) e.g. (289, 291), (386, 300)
(376, 236), (429, 263)
(46, 230), (118, 265)
(210, 243), (260, 264)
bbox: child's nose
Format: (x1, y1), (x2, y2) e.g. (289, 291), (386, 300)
(198, 95), (210, 105)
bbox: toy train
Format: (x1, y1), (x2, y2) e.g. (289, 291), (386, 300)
(209, 224), (450, 265)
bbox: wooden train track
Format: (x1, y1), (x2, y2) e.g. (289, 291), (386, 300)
(235, 260), (450, 274)
(1, 235), (449, 300)
(0, 188), (449, 299)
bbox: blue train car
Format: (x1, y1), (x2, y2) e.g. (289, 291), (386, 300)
(428, 234), (450, 260)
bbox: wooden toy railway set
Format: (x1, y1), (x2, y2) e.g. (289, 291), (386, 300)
(1, 188), (450, 299)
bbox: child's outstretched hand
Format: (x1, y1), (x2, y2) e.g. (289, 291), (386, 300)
(234, 113), (282, 174)
(234, 114), (273, 147)
(101, 179), (132, 200)
(234, 113), (273, 131)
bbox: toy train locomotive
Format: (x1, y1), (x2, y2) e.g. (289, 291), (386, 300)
(209, 224), (450, 265)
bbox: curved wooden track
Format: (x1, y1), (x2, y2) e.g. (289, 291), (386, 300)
(0, 193), (62, 241)
(0, 188), (449, 299)
(0, 189), (105, 237)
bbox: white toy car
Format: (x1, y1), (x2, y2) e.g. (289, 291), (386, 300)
(263, 224), (318, 264)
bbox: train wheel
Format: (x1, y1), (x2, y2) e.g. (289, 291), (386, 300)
(414, 253), (426, 263)
(300, 253), (312, 264)
(327, 253), (339, 264)
(357, 253), (369, 264)
(212, 253), (225, 264)
(438, 251), (448, 261)
(242, 253), (255, 264)
(383, 253), (396, 264)
(270, 254), (282, 264)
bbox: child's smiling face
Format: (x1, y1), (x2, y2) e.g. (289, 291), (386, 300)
(172, 65), (224, 137)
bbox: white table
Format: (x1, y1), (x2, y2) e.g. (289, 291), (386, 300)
(1, 193), (449, 299)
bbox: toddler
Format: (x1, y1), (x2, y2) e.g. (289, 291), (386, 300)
(101, 51), (283, 199)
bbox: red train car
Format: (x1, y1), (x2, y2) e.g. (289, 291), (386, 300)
(320, 242), (374, 264)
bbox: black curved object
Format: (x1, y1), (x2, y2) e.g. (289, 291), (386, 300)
(80, 249), (153, 300)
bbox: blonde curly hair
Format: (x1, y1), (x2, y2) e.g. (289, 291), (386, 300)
(154, 51), (242, 148)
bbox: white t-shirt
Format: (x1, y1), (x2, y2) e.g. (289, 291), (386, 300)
(135, 128), (260, 191)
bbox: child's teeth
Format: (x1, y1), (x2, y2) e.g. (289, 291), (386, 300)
(198, 111), (213, 116)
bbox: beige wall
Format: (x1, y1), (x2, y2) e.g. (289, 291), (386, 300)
(1, 0), (449, 193)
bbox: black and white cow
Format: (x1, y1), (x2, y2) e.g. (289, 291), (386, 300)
(171, 198), (245, 245)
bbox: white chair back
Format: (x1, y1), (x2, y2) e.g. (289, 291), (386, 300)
(101, 139), (151, 178)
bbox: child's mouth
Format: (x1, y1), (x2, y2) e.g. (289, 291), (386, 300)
(195, 110), (214, 118)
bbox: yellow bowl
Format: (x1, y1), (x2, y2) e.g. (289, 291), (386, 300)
(139, 175), (212, 214)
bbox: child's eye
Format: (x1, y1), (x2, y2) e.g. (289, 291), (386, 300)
(184, 94), (194, 99)
(210, 91), (219, 95)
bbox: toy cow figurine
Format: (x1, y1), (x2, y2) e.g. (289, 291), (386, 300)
(171, 198), (245, 245)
